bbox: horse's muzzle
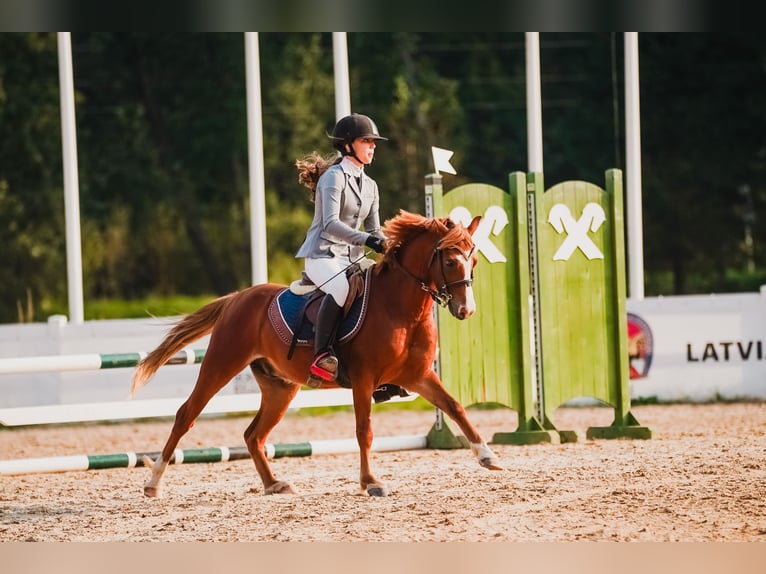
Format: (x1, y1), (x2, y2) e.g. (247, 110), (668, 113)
(449, 282), (476, 320)
(450, 302), (475, 320)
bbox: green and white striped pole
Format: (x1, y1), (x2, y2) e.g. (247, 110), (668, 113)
(0, 435), (428, 475)
(0, 349), (206, 375)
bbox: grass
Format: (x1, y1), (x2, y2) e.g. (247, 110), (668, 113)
(82, 294), (217, 320)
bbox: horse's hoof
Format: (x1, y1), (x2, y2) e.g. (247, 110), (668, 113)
(366, 484), (389, 497)
(480, 457), (504, 471)
(143, 486), (162, 498)
(264, 481), (296, 495)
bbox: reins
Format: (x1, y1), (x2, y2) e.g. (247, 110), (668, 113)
(312, 248), (375, 292)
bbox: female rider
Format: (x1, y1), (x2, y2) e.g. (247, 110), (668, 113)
(295, 113), (388, 388)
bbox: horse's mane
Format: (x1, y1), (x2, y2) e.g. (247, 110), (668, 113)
(378, 210), (474, 271)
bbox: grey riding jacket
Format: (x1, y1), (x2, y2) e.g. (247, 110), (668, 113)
(296, 161), (384, 261)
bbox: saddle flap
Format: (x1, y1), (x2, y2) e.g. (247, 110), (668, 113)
(268, 266), (373, 347)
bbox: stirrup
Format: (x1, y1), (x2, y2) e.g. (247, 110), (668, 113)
(306, 351), (338, 388)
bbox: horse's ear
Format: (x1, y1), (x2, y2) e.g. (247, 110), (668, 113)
(467, 215), (482, 235)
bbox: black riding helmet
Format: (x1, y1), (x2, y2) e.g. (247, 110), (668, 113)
(329, 113), (388, 157)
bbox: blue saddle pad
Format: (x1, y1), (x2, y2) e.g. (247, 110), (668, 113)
(268, 280), (370, 347)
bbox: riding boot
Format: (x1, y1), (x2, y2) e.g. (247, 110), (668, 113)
(373, 385), (411, 404)
(306, 294), (343, 388)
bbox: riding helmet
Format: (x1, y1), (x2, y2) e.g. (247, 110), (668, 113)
(329, 113), (388, 154)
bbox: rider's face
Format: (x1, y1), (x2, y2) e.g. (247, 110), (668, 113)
(347, 138), (377, 166)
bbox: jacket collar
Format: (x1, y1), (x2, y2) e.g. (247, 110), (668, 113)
(340, 156), (364, 178)
(340, 156), (365, 198)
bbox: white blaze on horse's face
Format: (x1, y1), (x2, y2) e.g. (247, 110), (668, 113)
(444, 247), (476, 320)
(460, 249), (477, 318)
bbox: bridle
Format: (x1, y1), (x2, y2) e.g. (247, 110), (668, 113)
(391, 241), (476, 308)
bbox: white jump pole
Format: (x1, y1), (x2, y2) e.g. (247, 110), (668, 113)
(0, 382), (417, 426)
(57, 32), (85, 324)
(525, 32), (544, 173)
(333, 32), (351, 120)
(0, 435), (429, 475)
(244, 32), (268, 285)
(0, 349), (204, 375)
(525, 32), (545, 424)
(625, 32), (645, 300)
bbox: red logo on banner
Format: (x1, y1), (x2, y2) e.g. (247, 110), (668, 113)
(628, 312), (653, 379)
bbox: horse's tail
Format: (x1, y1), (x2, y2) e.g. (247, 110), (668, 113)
(130, 292), (238, 397)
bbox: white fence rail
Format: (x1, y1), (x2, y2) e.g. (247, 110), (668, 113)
(2, 287), (766, 426)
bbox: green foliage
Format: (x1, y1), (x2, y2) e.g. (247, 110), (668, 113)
(43, 293), (217, 320)
(0, 33), (68, 323)
(2, 33), (766, 323)
(721, 269), (766, 293)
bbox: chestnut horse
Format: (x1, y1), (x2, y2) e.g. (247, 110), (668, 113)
(131, 210), (503, 498)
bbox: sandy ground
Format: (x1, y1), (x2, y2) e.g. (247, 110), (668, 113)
(1, 402), (766, 542)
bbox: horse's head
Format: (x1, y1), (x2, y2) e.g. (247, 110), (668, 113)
(381, 211), (482, 320)
(432, 215), (481, 319)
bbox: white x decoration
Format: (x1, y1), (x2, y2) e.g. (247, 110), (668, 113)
(449, 205), (508, 263)
(547, 203), (606, 261)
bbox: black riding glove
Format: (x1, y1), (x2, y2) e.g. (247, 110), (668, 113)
(365, 235), (386, 254)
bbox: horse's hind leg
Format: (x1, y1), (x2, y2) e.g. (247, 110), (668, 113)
(408, 371), (503, 471)
(143, 350), (252, 498)
(243, 359), (300, 495)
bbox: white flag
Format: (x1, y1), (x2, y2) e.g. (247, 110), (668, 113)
(431, 146), (457, 175)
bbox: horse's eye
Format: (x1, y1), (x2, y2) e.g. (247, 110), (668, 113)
(445, 259), (456, 268)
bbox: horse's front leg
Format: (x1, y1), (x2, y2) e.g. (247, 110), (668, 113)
(409, 370), (504, 471)
(352, 384), (388, 496)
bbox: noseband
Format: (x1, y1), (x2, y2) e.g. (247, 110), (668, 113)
(392, 243), (475, 308)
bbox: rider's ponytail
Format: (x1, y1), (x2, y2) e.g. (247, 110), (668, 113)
(296, 152), (341, 202)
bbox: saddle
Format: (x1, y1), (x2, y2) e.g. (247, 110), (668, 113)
(267, 262), (372, 355)
(266, 261), (410, 404)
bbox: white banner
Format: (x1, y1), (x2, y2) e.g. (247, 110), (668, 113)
(627, 289), (766, 401)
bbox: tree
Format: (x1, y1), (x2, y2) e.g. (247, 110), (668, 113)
(640, 34), (766, 293)
(0, 33), (66, 322)
(3, 33), (766, 324)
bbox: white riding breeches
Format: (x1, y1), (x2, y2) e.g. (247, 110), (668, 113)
(304, 257), (351, 306)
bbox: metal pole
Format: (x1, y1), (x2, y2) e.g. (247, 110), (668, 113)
(625, 32), (645, 300)
(525, 34), (545, 423)
(244, 32), (268, 285)
(57, 32), (84, 324)
(425, 174), (445, 431)
(525, 32), (544, 173)
(333, 33), (352, 119)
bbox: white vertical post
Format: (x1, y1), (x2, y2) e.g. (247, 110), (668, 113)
(525, 33), (545, 422)
(625, 32), (645, 300)
(57, 32), (84, 324)
(333, 33), (352, 119)
(525, 32), (544, 173)
(244, 32), (268, 285)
